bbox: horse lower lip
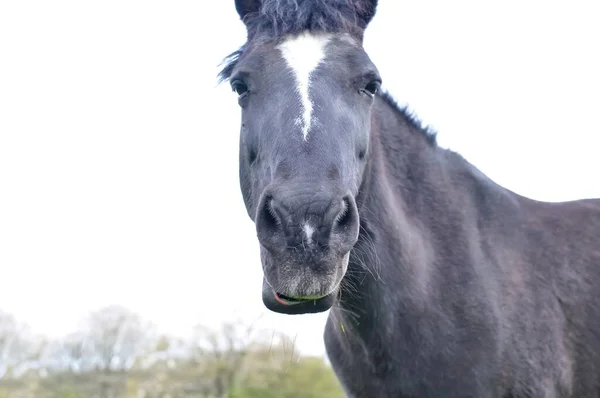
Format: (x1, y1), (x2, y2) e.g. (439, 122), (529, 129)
(273, 291), (306, 305)
(263, 280), (337, 315)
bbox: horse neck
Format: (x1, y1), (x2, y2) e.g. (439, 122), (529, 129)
(336, 94), (520, 334)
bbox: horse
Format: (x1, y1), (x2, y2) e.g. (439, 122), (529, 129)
(218, 1), (600, 396)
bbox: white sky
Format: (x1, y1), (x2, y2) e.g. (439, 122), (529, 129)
(0, 1), (599, 357)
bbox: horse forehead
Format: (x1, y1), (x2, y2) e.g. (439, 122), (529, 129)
(276, 32), (332, 74)
(275, 32), (355, 140)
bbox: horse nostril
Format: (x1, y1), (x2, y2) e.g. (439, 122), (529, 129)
(335, 197), (351, 227)
(334, 195), (358, 231)
(256, 193), (287, 252)
(258, 196), (279, 230)
(256, 190), (359, 253)
(328, 194), (360, 254)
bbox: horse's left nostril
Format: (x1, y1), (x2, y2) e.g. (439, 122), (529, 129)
(331, 195), (360, 252)
(335, 197), (351, 227)
(334, 196), (355, 228)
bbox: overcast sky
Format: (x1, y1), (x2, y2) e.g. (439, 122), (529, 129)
(1, 1), (598, 357)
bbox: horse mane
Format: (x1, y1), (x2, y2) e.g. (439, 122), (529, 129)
(379, 91), (438, 146)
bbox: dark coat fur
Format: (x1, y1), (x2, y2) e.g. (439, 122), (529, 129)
(224, 1), (600, 396)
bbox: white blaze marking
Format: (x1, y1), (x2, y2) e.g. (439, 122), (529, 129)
(303, 223), (315, 242)
(278, 32), (331, 140)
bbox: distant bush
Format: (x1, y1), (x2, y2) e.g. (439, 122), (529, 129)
(0, 308), (344, 398)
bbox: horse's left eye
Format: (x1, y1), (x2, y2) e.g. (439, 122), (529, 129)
(231, 80), (249, 97)
(363, 80), (381, 97)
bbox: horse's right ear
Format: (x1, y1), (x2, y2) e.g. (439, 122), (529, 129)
(235, 0), (262, 23)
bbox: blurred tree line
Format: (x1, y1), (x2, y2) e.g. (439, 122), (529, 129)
(0, 307), (344, 398)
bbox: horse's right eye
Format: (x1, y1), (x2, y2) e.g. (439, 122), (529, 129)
(231, 80), (249, 97)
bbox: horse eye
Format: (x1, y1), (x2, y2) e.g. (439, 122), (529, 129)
(363, 80), (381, 97)
(231, 80), (249, 97)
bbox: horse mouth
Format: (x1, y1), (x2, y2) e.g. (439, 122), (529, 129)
(262, 279), (338, 314)
(273, 291), (325, 306)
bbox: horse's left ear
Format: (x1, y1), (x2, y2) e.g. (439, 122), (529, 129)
(355, 0), (378, 29)
(235, 0), (262, 23)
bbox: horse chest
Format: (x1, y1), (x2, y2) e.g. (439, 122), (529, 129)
(324, 314), (503, 397)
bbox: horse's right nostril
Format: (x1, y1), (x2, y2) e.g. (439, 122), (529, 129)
(263, 197), (280, 228)
(256, 194), (284, 251)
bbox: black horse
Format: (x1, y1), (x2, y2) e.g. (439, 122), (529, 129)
(219, 1), (600, 396)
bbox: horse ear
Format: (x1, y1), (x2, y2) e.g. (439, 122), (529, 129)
(355, 0), (378, 29)
(235, 0), (262, 22)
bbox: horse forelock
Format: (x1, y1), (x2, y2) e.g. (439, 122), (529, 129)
(218, 0), (375, 82)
